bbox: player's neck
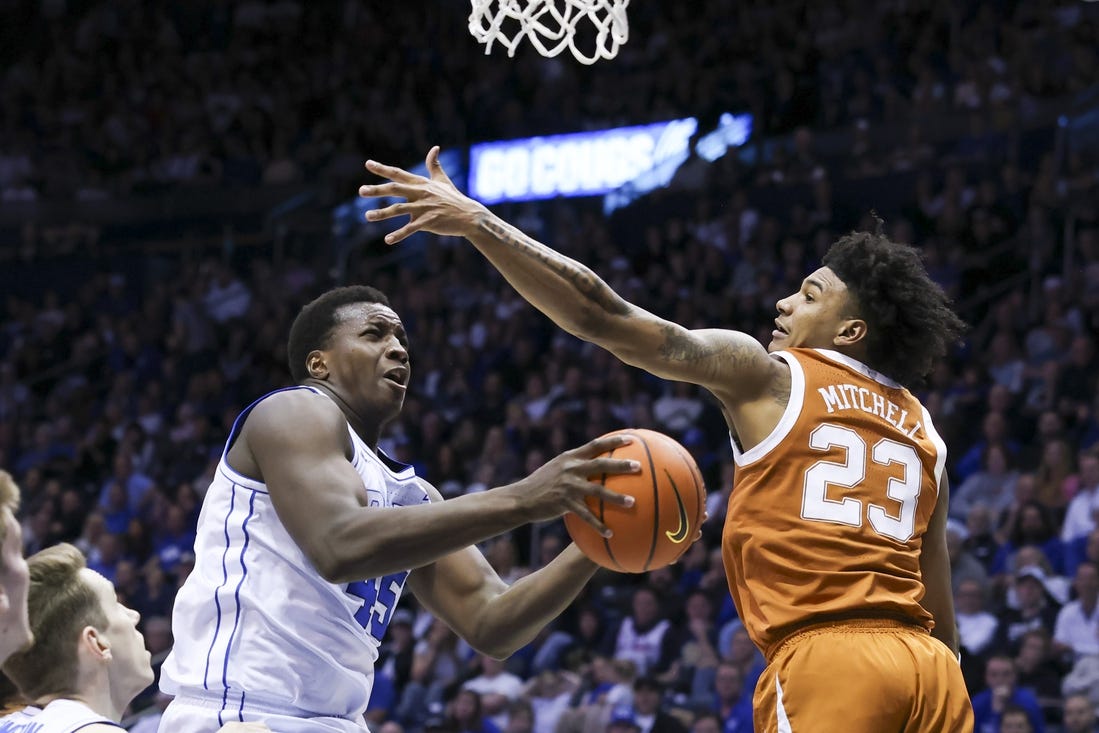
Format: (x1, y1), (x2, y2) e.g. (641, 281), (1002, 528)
(307, 381), (382, 448)
(36, 684), (123, 723)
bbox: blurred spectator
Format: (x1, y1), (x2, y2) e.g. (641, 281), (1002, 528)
(653, 589), (719, 697)
(992, 502), (1065, 576)
(689, 660), (752, 733)
(1014, 628), (1065, 727)
(611, 586), (672, 677)
(956, 579), (999, 658)
(628, 676), (687, 733)
(964, 503), (1001, 571)
(606, 706), (641, 733)
(378, 608), (417, 693)
(445, 689), (500, 733)
(1061, 692), (1099, 733)
(951, 445), (1019, 521)
(972, 656), (1046, 733)
(1054, 563), (1099, 663)
(503, 698), (534, 733)
(949, 520), (990, 595)
(97, 452), (155, 515)
(521, 669), (580, 733)
(1000, 705), (1036, 733)
(993, 566), (1061, 656)
(463, 654), (525, 730)
(1063, 452), (1099, 544)
(1066, 529), (1099, 581)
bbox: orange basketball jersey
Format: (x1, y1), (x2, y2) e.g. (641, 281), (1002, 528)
(722, 348), (946, 659)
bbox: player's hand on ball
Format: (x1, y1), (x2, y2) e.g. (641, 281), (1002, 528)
(360, 146), (488, 244)
(508, 434), (639, 536)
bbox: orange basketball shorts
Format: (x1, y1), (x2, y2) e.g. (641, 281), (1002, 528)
(752, 619), (974, 733)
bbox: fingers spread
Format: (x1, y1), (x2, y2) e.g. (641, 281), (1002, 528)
(365, 203), (411, 222)
(364, 159), (423, 184)
(427, 145), (455, 185)
(571, 503), (612, 538)
(592, 485), (634, 507)
(384, 222), (421, 245)
(588, 457), (640, 477)
(358, 182), (419, 199)
(578, 434), (634, 457)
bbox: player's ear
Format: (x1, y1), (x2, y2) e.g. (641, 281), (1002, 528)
(834, 318), (867, 348)
(306, 350), (329, 380)
(80, 626), (111, 662)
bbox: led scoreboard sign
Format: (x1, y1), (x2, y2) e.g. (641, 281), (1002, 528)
(468, 113), (753, 205)
(469, 118), (700, 204)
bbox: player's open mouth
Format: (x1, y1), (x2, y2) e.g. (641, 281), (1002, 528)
(383, 367), (409, 387)
(773, 320), (788, 336)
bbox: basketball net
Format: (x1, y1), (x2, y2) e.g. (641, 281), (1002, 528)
(469, 0), (630, 65)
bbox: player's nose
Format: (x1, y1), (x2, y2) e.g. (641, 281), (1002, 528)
(386, 338), (408, 363)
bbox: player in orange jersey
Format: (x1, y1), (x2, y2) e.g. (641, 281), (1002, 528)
(359, 147), (974, 732)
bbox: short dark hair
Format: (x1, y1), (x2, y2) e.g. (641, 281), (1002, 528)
(999, 704), (1032, 730)
(286, 286), (391, 382)
(823, 226), (965, 387)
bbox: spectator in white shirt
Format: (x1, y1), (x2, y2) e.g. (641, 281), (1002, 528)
(1062, 452), (1099, 544)
(463, 653), (525, 730)
(1055, 562), (1099, 662)
(956, 579), (1000, 656)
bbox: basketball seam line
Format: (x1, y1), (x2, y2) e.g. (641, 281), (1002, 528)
(639, 434), (659, 572)
(600, 445), (625, 572)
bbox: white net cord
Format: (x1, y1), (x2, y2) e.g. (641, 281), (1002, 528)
(469, 0), (630, 65)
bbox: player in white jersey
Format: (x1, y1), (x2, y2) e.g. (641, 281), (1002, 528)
(159, 285), (642, 732)
(0, 543), (268, 733)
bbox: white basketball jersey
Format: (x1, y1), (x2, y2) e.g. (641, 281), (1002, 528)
(0, 700), (121, 731)
(160, 387), (428, 721)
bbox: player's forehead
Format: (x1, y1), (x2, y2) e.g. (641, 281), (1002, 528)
(800, 266), (847, 296)
(333, 302), (404, 332)
(78, 568), (116, 606)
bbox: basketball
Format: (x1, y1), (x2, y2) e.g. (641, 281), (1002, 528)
(564, 428), (706, 573)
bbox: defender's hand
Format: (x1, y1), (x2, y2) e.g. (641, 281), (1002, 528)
(360, 146), (489, 243)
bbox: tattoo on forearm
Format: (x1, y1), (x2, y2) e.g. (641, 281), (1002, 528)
(478, 216), (629, 317)
(657, 324), (719, 362)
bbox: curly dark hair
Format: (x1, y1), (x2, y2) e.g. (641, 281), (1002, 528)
(286, 285), (391, 382)
(822, 226), (965, 387)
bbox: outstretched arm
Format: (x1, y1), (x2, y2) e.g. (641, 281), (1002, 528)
(245, 389), (637, 583)
(360, 148), (779, 407)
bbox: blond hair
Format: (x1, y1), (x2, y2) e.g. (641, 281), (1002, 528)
(0, 472), (20, 544)
(2, 543), (109, 699)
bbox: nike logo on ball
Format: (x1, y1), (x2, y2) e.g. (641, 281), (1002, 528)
(665, 470), (690, 544)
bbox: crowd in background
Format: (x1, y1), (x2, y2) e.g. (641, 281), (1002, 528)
(1, 0), (1098, 200)
(3, 1), (1099, 732)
